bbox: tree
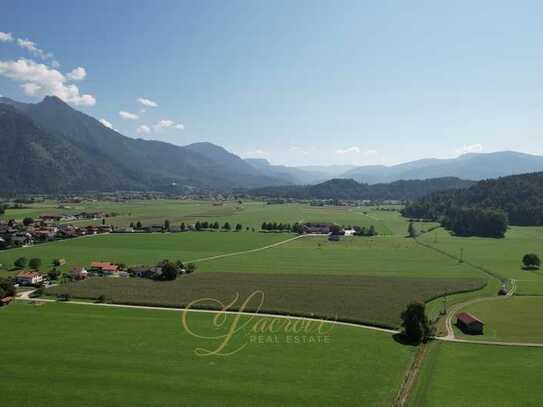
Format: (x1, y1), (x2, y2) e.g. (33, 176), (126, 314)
(195, 221), (201, 231)
(186, 263), (197, 274)
(522, 253), (541, 269)
(28, 258), (42, 270)
(52, 258), (63, 267)
(400, 302), (432, 344)
(175, 260), (185, 270)
(22, 217), (34, 226)
(160, 261), (178, 281)
(235, 223), (242, 231)
(368, 225), (376, 236)
(136, 221), (142, 229)
(408, 222), (417, 238)
(180, 222), (186, 232)
(0, 277), (15, 297)
(164, 219), (170, 231)
(47, 268), (61, 280)
(102, 218), (106, 225)
(223, 222), (231, 231)
(261, 222), (267, 231)
(14, 257), (27, 269)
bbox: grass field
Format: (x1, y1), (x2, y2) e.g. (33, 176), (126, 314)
(198, 235), (488, 279)
(44, 273), (485, 328)
(410, 341), (543, 406)
(0, 302), (415, 407)
(0, 232), (292, 274)
(455, 296), (543, 343)
(418, 226), (543, 295)
(1, 200), (408, 234)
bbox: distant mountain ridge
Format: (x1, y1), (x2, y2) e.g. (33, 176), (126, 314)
(341, 152), (543, 183)
(0, 96), (286, 193)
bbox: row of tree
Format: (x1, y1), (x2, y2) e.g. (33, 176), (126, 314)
(261, 222), (302, 233)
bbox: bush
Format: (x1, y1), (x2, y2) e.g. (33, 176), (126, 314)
(14, 257), (27, 269)
(56, 293), (71, 302)
(522, 253), (541, 269)
(96, 294), (108, 303)
(29, 288), (44, 298)
(28, 258), (42, 270)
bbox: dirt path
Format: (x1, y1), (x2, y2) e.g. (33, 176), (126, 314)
(14, 293), (399, 335)
(187, 234), (312, 263)
(393, 344), (430, 407)
(443, 279), (516, 339)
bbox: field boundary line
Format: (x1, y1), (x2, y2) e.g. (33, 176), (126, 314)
(15, 294), (399, 334)
(393, 343), (429, 407)
(187, 234), (309, 263)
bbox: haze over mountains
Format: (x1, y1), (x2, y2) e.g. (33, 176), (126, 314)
(2, 95), (543, 194)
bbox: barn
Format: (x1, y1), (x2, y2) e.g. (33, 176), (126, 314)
(456, 312), (484, 335)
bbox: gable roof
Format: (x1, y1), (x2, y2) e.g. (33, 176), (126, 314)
(457, 312), (484, 325)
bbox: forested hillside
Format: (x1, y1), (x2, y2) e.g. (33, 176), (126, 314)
(402, 172), (543, 236)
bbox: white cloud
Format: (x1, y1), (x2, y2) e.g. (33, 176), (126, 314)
(16, 38), (54, 62)
(335, 146), (360, 155)
(455, 144), (483, 155)
(289, 146), (309, 155)
(152, 119), (184, 131)
(137, 97), (158, 108)
(136, 125), (151, 134)
(246, 149), (268, 156)
(0, 58), (95, 106)
(119, 111), (139, 120)
(66, 67), (86, 81)
(99, 118), (114, 129)
(0, 32), (13, 42)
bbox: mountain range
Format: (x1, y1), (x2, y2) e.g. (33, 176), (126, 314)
(340, 151), (543, 184)
(2, 95), (543, 194)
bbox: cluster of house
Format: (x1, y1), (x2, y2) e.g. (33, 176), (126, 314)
(302, 223), (357, 240)
(13, 260), (170, 287)
(0, 217), (113, 250)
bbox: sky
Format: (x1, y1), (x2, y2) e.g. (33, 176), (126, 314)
(1, 0), (543, 167)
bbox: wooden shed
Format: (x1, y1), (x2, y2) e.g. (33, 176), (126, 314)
(456, 312), (484, 335)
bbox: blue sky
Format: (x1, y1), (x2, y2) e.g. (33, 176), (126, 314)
(1, 0), (543, 166)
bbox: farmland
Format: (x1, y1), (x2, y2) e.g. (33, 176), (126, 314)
(455, 296), (543, 343)
(0, 302), (415, 407)
(3, 199), (543, 406)
(418, 226), (543, 295)
(45, 272), (485, 328)
(410, 341), (543, 406)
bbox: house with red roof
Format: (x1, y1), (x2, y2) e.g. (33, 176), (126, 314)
(15, 271), (44, 286)
(89, 262), (119, 276)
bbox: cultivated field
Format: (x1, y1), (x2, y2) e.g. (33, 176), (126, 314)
(410, 341), (543, 406)
(45, 272), (485, 328)
(0, 302), (415, 407)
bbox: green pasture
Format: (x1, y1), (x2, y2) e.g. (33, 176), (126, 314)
(199, 235), (486, 279)
(455, 296), (543, 343)
(410, 341), (543, 406)
(0, 302), (414, 407)
(0, 232), (291, 274)
(418, 226), (543, 295)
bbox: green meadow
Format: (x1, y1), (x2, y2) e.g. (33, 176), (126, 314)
(410, 341), (543, 407)
(0, 232), (291, 274)
(0, 302), (414, 407)
(456, 296), (543, 343)
(418, 226), (543, 295)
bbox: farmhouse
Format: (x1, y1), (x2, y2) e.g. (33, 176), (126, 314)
(15, 271), (44, 286)
(90, 262), (119, 276)
(39, 213), (64, 222)
(456, 312), (484, 335)
(302, 223), (335, 234)
(71, 267), (88, 280)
